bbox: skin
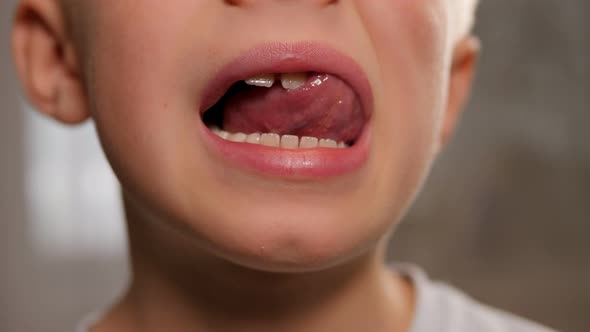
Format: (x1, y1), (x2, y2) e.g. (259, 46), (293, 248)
(12, 1), (479, 331)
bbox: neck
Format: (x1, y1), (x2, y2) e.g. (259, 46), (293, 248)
(93, 197), (415, 332)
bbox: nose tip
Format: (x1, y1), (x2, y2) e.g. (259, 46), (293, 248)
(225, 0), (338, 7)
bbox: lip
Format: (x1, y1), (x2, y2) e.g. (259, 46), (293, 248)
(198, 41), (373, 179)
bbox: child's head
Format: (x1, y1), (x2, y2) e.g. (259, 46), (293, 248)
(13, 0), (479, 272)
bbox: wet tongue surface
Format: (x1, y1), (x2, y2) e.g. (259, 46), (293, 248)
(222, 74), (364, 144)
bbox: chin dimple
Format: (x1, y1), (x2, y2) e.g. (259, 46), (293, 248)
(210, 127), (348, 149)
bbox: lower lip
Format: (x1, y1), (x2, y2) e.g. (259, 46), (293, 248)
(199, 122), (371, 179)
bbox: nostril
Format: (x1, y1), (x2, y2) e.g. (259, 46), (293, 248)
(224, 0), (239, 6)
(224, 0), (338, 7)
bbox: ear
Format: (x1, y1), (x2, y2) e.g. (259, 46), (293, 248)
(439, 36), (480, 148)
(12, 0), (90, 124)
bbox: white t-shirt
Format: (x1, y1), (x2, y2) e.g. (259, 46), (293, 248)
(78, 265), (557, 332)
(398, 265), (557, 332)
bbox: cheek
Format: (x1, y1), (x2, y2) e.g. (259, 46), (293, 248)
(80, 3), (217, 211)
(356, 0), (452, 214)
(358, 0), (451, 145)
(358, 0), (450, 95)
(83, 0), (218, 115)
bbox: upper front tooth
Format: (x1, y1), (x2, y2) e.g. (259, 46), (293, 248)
(281, 73), (308, 90)
(245, 74), (275, 88)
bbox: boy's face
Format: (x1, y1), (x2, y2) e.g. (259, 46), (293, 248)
(15, 0), (477, 272)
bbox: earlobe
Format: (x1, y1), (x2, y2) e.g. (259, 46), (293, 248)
(12, 0), (90, 124)
(439, 35), (481, 148)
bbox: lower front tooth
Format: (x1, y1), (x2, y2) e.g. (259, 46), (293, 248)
(217, 130), (230, 139)
(319, 139), (338, 148)
(261, 133), (280, 147)
(246, 133), (261, 144)
(299, 136), (319, 149)
(228, 132), (247, 142)
(281, 135), (299, 149)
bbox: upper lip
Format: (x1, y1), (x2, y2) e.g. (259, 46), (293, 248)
(199, 41), (373, 121)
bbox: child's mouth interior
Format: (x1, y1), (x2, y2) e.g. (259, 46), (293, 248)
(202, 72), (365, 149)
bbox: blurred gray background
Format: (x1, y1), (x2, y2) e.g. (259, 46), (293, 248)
(1, 1), (588, 331)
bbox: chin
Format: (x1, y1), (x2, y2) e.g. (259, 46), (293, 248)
(175, 200), (388, 273)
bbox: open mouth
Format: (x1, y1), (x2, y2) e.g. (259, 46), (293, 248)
(198, 42), (372, 178)
(201, 71), (366, 149)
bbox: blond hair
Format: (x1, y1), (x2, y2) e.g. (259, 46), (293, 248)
(453, 0), (479, 41)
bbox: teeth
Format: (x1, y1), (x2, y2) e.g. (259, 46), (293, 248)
(299, 136), (319, 149)
(261, 133), (281, 147)
(245, 74), (275, 88)
(280, 73), (308, 90)
(211, 128), (348, 149)
(244, 72), (308, 90)
(280, 135), (299, 149)
(246, 133), (261, 144)
(217, 130), (230, 139)
(319, 139), (338, 148)
(228, 132), (247, 143)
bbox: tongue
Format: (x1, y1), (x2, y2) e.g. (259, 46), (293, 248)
(222, 74), (364, 143)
